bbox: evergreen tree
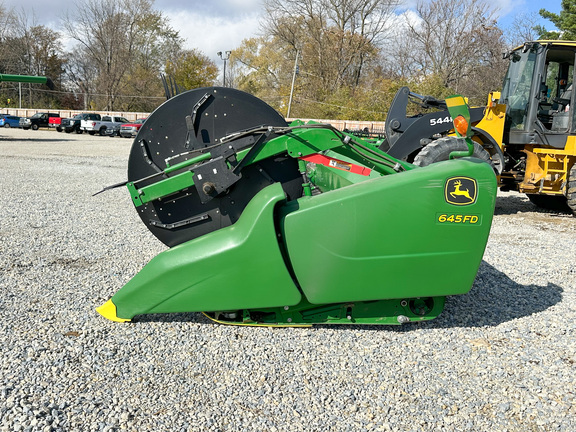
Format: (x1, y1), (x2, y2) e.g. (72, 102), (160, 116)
(537, 0), (576, 40)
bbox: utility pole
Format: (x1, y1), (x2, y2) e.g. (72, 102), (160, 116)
(217, 51), (231, 87)
(287, 50), (299, 119)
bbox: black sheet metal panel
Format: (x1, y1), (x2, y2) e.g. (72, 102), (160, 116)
(127, 87), (302, 247)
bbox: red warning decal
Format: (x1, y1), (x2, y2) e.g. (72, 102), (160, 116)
(300, 154), (372, 176)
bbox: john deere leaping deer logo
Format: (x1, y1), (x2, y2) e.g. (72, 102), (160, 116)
(445, 177), (477, 205)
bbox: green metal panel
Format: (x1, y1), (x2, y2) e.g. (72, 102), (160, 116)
(125, 125), (410, 208)
(280, 158), (496, 304)
(0, 74), (49, 85)
(127, 171), (195, 206)
(110, 183), (302, 320)
(0, 74), (54, 90)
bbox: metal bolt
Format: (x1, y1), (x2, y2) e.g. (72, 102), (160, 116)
(284, 306), (289, 310)
(400, 300), (408, 307)
(287, 318), (292, 323)
(202, 182), (216, 195)
(397, 315), (410, 324)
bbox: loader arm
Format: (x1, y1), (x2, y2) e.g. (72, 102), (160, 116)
(382, 86), (486, 160)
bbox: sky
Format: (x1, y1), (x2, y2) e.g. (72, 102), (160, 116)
(1, 0), (564, 65)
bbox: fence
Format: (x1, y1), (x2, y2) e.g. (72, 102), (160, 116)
(0, 108), (149, 122)
(0, 109), (386, 132)
(286, 118), (386, 133)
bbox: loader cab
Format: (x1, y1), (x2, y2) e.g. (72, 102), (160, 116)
(500, 41), (576, 148)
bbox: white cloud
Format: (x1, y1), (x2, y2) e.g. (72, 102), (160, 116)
(393, 9), (420, 29)
(155, 0), (263, 19)
(220, 0), (262, 14)
(166, 10), (262, 62)
(494, 0), (522, 20)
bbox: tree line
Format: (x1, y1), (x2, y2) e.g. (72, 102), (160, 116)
(0, 0), (217, 113)
(0, 0), (568, 121)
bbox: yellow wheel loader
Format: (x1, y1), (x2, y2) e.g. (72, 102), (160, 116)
(380, 40), (576, 214)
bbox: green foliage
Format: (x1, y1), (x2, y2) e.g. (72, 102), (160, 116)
(165, 49), (219, 90)
(231, 36), (296, 113)
(228, 0), (507, 122)
(120, 63), (165, 112)
(0, 0), (529, 120)
(538, 0), (576, 40)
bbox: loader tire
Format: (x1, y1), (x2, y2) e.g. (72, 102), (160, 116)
(567, 163), (576, 216)
(413, 136), (492, 168)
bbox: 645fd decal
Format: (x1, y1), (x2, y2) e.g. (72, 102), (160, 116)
(445, 177), (477, 206)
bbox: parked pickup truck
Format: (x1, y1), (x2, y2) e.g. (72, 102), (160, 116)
(49, 116), (62, 131)
(119, 118), (146, 138)
(60, 113), (101, 134)
(19, 112), (60, 130)
(81, 115), (128, 136)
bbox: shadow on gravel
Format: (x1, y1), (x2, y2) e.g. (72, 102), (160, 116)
(130, 261), (563, 330)
(413, 260), (563, 330)
(495, 194), (571, 217)
(0, 137), (76, 142)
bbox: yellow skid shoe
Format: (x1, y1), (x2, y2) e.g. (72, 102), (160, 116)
(96, 299), (131, 323)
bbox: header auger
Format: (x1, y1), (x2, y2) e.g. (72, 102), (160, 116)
(97, 87), (496, 326)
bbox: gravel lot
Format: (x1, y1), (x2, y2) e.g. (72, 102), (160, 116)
(1, 127), (575, 431)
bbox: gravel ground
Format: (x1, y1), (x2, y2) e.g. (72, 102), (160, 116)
(1, 127), (575, 432)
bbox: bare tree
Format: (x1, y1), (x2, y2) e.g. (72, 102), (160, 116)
(386, 0), (507, 104)
(0, 7), (64, 107)
(63, 0), (132, 109)
(0, 6), (18, 73)
(263, 0), (399, 91)
(230, 36), (296, 109)
(0, 3), (15, 48)
(505, 12), (540, 48)
(62, 0), (181, 111)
